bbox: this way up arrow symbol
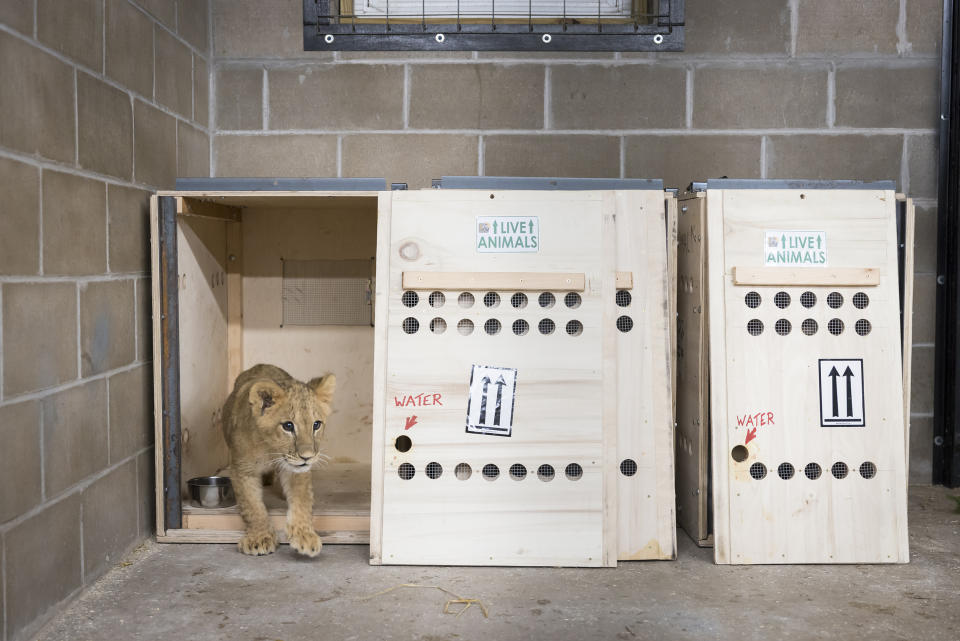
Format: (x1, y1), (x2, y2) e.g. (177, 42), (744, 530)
(492, 375), (506, 426)
(478, 376), (490, 424)
(843, 366), (855, 417)
(828, 366), (840, 417)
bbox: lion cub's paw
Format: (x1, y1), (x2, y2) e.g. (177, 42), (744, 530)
(288, 525), (323, 557)
(238, 529), (278, 556)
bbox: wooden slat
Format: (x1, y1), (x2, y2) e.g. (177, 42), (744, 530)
(177, 196), (242, 221)
(226, 222), (243, 390)
(615, 271), (633, 289)
(150, 195), (166, 537)
(402, 271), (585, 291)
(732, 266), (880, 287)
(158, 528), (369, 545)
(182, 513), (369, 532)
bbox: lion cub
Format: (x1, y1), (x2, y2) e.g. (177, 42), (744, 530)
(222, 364), (336, 557)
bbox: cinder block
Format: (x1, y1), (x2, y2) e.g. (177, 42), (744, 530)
(340, 52), (475, 60)
(134, 100), (178, 188)
(215, 65), (263, 130)
(43, 379), (109, 495)
(0, 0), (34, 35)
(137, 450), (156, 536)
(42, 171), (107, 275)
(913, 205), (936, 274)
(269, 64), (404, 130)
(684, 0), (790, 54)
(179, 0), (209, 51)
(80, 280), (136, 377)
(136, 277), (151, 362)
(551, 65), (686, 129)
(0, 32), (76, 163)
(908, 415), (933, 484)
(178, 121), (210, 178)
(37, 0), (103, 69)
(475, 52), (615, 60)
(213, 0), (331, 58)
(2, 283), (77, 396)
(195, 55), (209, 126)
(0, 400), (42, 523)
(4, 494), (82, 639)
(108, 184), (151, 274)
(78, 72), (134, 180)
(109, 365), (153, 462)
(908, 134), (938, 199)
(156, 27), (195, 118)
(484, 135), (618, 178)
(625, 135), (761, 190)
(106, 0), (155, 99)
(906, 0), (943, 55)
(766, 135), (902, 185)
(912, 273), (936, 345)
(0, 156), (40, 275)
(214, 134), (338, 177)
(342, 134), (478, 188)
(835, 65), (939, 129)
(82, 459), (140, 580)
(409, 64), (544, 130)
(694, 65), (828, 129)
(133, 0), (176, 29)
(796, 0), (899, 54)
(910, 345), (933, 415)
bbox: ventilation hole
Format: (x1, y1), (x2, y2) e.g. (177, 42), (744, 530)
(775, 319), (792, 336)
(402, 317), (419, 334)
(394, 435), (412, 452)
(616, 316), (634, 333)
(538, 292), (556, 308)
(482, 463), (499, 481)
(620, 459), (638, 477)
(616, 290), (632, 307)
(429, 317), (447, 334)
(454, 463), (472, 480)
(774, 291), (791, 309)
(565, 463), (583, 480)
(828, 318), (844, 335)
(538, 318), (556, 335)
(509, 463), (527, 481)
(537, 464), (555, 481)
(484, 318), (501, 335)
(860, 461), (877, 479)
(401, 291), (419, 307)
(804, 463), (822, 480)
(745, 291), (761, 308)
(747, 319), (764, 336)
(749, 462), (767, 480)
(510, 319), (530, 336)
(425, 462), (443, 479)
(777, 462), (795, 480)
(428, 291), (445, 308)
(801, 318), (818, 336)
(564, 292), (582, 309)
(831, 461), (849, 479)
(566, 320), (583, 336)
(855, 319), (872, 336)
(511, 292), (528, 309)
(827, 292), (843, 309)
(731, 445), (749, 462)
(800, 291), (816, 308)
(457, 319), (474, 335)
(483, 291), (501, 308)
(458, 292), (475, 308)
(853, 292), (870, 309)
(398, 463), (415, 480)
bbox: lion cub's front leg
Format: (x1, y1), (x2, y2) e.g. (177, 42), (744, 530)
(232, 471), (278, 556)
(281, 470), (322, 557)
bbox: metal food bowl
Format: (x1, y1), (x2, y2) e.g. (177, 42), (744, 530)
(187, 476), (235, 508)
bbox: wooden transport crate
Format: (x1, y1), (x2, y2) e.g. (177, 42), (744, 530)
(674, 179), (915, 563)
(152, 180), (676, 567)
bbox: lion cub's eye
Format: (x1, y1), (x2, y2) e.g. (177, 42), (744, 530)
(281, 421), (295, 432)
(313, 421), (322, 431)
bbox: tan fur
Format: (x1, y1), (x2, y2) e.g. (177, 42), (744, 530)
(222, 364), (336, 557)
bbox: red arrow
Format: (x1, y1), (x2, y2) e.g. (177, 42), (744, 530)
(745, 427), (757, 446)
(404, 415), (418, 430)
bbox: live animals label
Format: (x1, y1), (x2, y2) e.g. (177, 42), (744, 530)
(466, 365), (517, 436)
(476, 216), (539, 253)
(764, 230), (827, 266)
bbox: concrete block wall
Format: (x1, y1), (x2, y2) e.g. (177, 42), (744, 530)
(211, 0), (941, 482)
(0, 2), (211, 640)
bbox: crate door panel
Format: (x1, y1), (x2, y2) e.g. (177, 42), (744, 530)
(380, 190), (610, 567)
(712, 189), (908, 564)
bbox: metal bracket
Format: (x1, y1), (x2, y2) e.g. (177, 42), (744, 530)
(174, 177), (387, 191)
(433, 176), (665, 190)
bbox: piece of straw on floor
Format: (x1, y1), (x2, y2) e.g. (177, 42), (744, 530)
(359, 583), (489, 618)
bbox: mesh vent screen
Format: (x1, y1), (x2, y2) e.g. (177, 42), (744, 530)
(539, 318), (556, 335)
(511, 292), (528, 308)
(775, 319), (792, 336)
(831, 461), (848, 479)
(801, 319), (818, 335)
(747, 319), (764, 336)
(401, 291), (419, 307)
(616, 290), (632, 307)
(745, 291), (761, 308)
(853, 292), (869, 309)
(512, 319), (530, 335)
(281, 259), (372, 326)
(537, 464), (555, 481)
(509, 463), (527, 480)
(429, 291), (445, 307)
(566, 320), (584, 336)
(398, 463), (415, 480)
(425, 462), (443, 479)
(483, 291), (501, 308)
(429, 317), (447, 334)
(777, 462), (795, 480)
(454, 463), (472, 480)
(484, 318), (501, 335)
(538, 292), (556, 308)
(800, 291), (816, 308)
(458, 292), (475, 308)
(827, 292), (843, 309)
(616, 316), (634, 332)
(457, 319), (474, 335)
(860, 461), (877, 479)
(828, 318), (844, 335)
(565, 463), (583, 480)
(750, 462), (767, 480)
(774, 291), (791, 309)
(482, 463), (500, 480)
(620, 459), (638, 476)
(855, 319), (872, 336)
(564, 292), (582, 308)
(804, 463), (822, 480)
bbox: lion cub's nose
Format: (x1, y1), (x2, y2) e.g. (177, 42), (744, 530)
(299, 453), (314, 461)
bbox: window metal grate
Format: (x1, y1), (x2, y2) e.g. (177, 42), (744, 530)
(281, 259), (373, 326)
(304, 0), (685, 51)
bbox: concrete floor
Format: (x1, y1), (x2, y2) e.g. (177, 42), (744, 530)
(36, 486), (960, 641)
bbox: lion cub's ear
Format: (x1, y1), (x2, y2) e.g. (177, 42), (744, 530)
(308, 374), (337, 409)
(248, 380), (286, 417)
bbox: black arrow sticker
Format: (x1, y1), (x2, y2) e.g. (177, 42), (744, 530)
(819, 359), (865, 427)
